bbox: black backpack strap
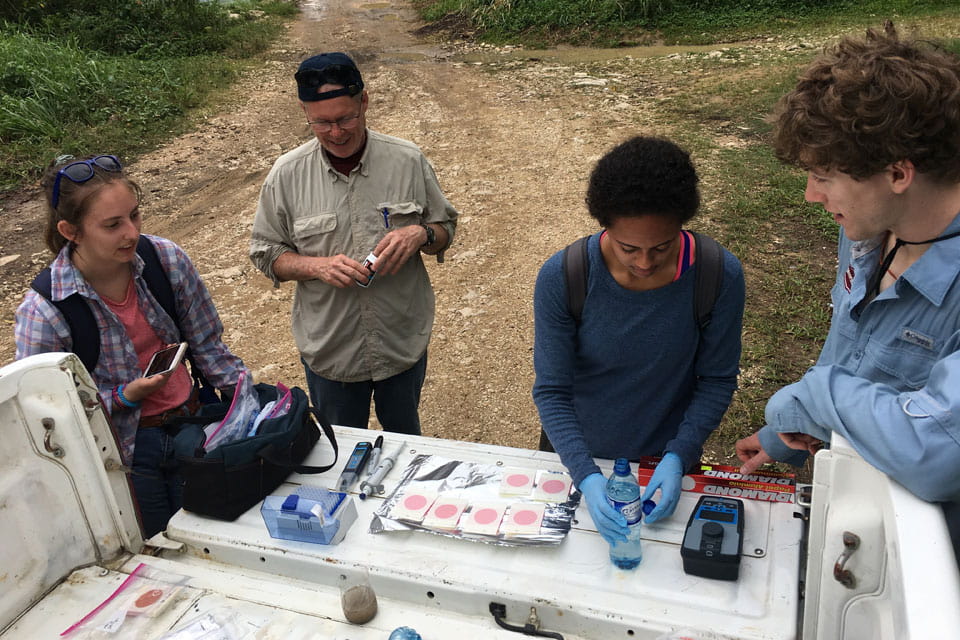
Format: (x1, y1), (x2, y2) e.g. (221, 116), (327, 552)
(136, 236), (177, 321)
(562, 235), (591, 325)
(691, 232), (724, 331)
(137, 236), (217, 400)
(30, 268), (100, 373)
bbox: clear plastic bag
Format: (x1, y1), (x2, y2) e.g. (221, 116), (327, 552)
(203, 370), (259, 450)
(61, 564), (194, 638)
(247, 383), (293, 437)
(156, 606), (260, 640)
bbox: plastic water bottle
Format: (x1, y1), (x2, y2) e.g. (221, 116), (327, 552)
(389, 627), (423, 640)
(606, 458), (652, 570)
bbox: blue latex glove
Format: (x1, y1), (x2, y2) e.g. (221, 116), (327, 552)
(642, 452), (683, 523)
(579, 473), (628, 544)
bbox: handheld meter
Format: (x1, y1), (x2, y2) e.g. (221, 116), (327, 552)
(680, 495), (744, 581)
(337, 441), (373, 491)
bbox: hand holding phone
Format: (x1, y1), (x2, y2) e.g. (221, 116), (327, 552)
(143, 342), (188, 377)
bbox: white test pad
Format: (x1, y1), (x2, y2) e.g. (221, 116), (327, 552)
(500, 502), (545, 536)
(422, 497), (468, 531)
(389, 489), (438, 523)
(459, 502), (506, 536)
(499, 468), (535, 497)
(531, 470), (572, 502)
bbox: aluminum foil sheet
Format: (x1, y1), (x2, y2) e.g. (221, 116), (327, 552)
(369, 454), (581, 546)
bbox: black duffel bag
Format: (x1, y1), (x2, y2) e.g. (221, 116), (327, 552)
(172, 383), (338, 521)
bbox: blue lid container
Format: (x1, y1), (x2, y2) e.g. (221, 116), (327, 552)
(261, 487), (348, 545)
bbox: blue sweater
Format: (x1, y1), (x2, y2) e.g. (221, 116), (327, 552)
(532, 232), (745, 486)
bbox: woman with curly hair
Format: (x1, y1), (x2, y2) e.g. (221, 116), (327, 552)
(533, 136), (745, 547)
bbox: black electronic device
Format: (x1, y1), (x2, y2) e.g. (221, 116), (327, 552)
(680, 495), (744, 581)
(337, 441), (373, 491)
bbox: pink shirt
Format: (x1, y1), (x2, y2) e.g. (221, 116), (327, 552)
(102, 278), (191, 417)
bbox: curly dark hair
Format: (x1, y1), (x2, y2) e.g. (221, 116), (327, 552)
(772, 22), (960, 182)
(585, 136), (700, 228)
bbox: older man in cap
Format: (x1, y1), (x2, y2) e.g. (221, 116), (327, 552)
(250, 52), (458, 435)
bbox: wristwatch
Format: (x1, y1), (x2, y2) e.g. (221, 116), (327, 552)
(419, 223), (436, 247)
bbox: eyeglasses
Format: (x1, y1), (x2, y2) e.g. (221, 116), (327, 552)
(306, 112), (362, 133)
(51, 155), (122, 209)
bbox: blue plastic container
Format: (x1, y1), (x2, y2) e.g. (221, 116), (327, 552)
(260, 486), (355, 545)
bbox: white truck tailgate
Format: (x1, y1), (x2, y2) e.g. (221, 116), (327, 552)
(0, 354), (803, 639)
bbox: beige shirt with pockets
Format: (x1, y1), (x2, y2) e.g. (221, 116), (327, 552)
(249, 130), (458, 382)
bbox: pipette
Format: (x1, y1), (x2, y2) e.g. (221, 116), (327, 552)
(359, 440), (405, 500)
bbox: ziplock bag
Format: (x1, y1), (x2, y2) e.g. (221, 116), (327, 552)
(61, 564), (195, 638)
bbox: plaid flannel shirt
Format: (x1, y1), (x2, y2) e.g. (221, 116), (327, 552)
(15, 234), (245, 463)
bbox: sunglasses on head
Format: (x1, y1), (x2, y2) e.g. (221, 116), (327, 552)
(295, 65), (356, 87)
(51, 155), (123, 209)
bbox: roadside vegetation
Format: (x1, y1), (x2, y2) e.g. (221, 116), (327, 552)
(0, 0), (297, 192)
(415, 0), (959, 46)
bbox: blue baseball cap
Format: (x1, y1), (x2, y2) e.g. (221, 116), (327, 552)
(295, 52), (364, 102)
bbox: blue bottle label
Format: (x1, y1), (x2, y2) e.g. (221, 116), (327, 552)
(608, 496), (642, 525)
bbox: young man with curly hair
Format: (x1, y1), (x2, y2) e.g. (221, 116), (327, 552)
(735, 23), (960, 561)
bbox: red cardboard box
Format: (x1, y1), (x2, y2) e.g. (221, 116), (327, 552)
(636, 456), (796, 503)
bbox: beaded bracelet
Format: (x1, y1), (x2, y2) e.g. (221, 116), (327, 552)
(114, 384), (140, 409)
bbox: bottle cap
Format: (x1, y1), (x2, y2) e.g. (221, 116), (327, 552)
(642, 499), (656, 516)
(613, 458), (631, 475)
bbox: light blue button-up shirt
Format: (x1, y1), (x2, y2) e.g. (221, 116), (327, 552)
(760, 213), (960, 502)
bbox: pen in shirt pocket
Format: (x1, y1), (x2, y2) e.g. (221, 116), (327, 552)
(381, 207), (390, 228)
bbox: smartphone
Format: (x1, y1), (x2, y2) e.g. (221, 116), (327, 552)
(143, 342), (188, 377)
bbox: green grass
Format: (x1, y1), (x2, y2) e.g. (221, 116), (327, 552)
(414, 0), (960, 46)
(0, 0), (293, 192)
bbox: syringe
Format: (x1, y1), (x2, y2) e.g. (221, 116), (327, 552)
(359, 440), (405, 500)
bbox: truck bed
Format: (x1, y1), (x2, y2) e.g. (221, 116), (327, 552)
(4, 422), (803, 639)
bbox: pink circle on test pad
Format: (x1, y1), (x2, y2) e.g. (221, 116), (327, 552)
(434, 503), (459, 519)
(513, 509), (538, 525)
(404, 494), (428, 510)
(507, 473), (529, 487)
(473, 508), (499, 524)
(542, 479), (566, 494)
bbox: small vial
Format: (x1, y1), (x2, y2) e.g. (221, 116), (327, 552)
(356, 252), (378, 288)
